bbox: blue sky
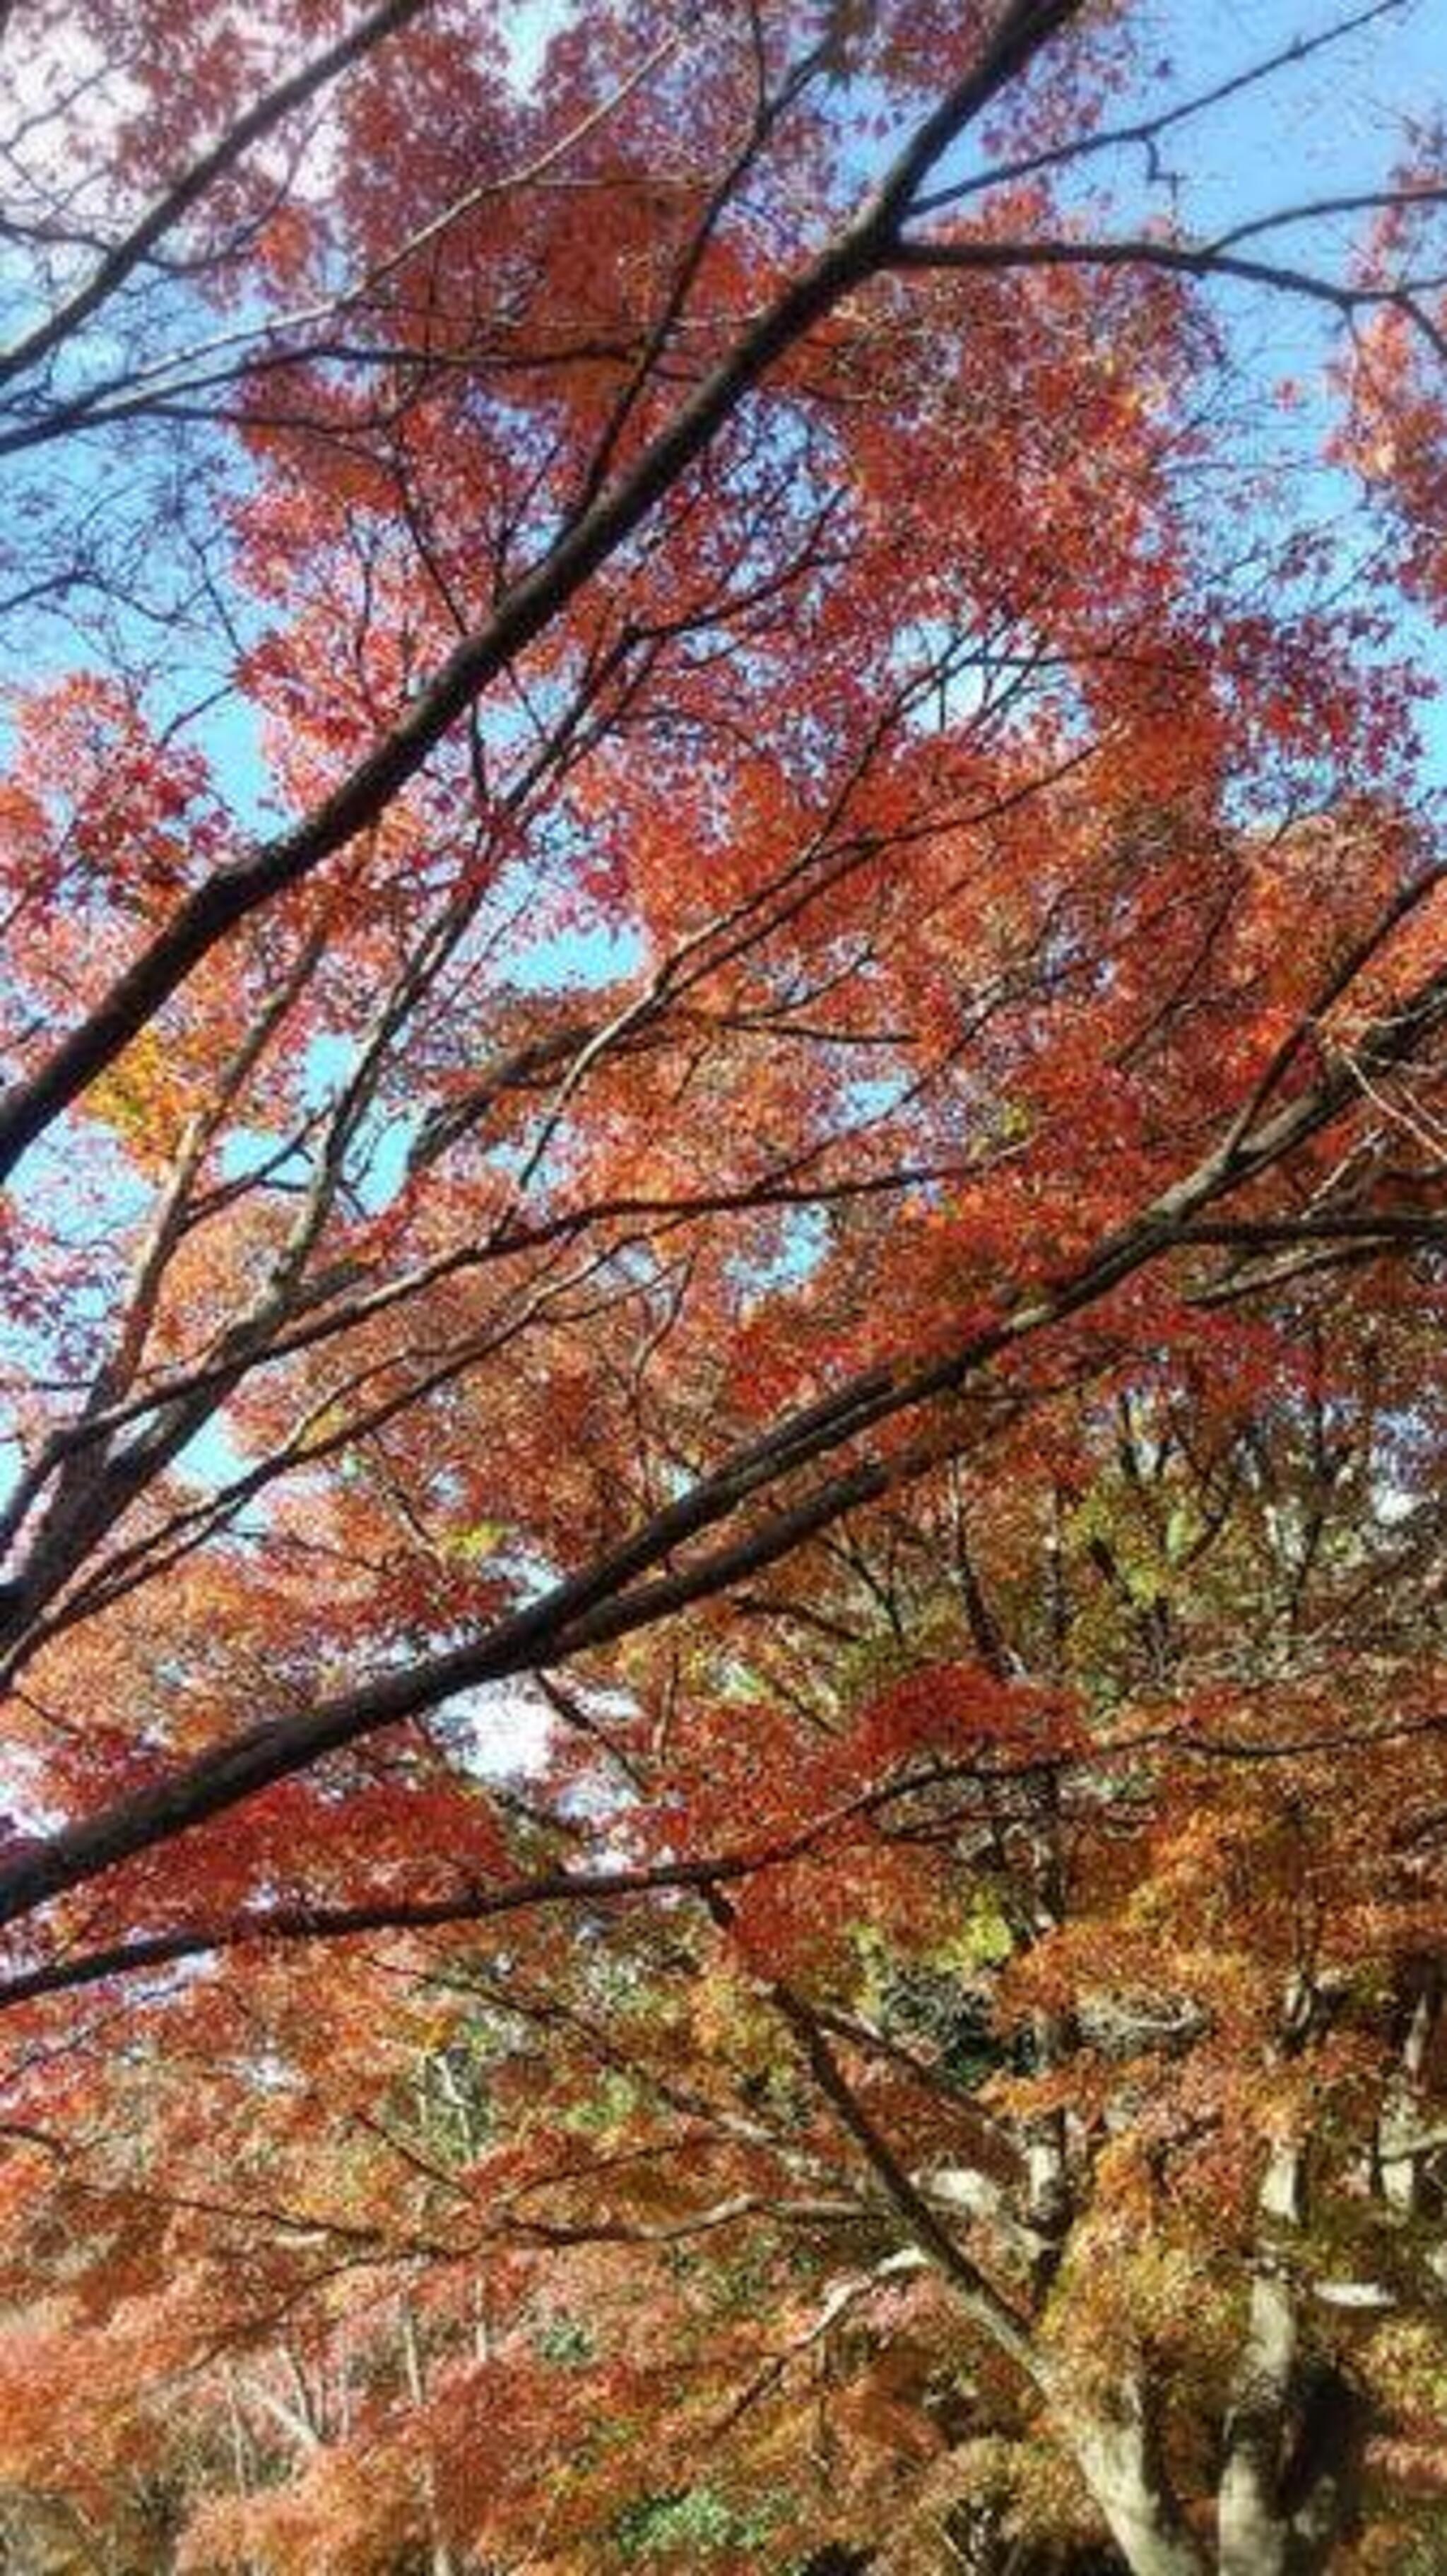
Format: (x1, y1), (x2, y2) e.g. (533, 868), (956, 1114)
(1137, 0), (1442, 232)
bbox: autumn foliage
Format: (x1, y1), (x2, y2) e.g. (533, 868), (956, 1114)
(4, 1), (1447, 2569)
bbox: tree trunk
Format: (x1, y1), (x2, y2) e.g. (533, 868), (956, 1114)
(1217, 2143), (1304, 2576)
(1217, 2262), (1297, 2576)
(1065, 2380), (1205, 2576)
(1376, 1977), (1440, 2217)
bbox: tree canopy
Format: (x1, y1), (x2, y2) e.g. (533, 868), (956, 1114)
(4, 1), (1447, 2568)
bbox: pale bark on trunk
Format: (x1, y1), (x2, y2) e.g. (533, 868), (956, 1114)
(1217, 2264), (1297, 2576)
(1065, 2378), (1205, 2576)
(1217, 2142), (1304, 2576)
(1376, 1980), (1440, 2217)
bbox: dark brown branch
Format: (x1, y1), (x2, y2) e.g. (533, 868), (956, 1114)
(0, 952), (1441, 1939)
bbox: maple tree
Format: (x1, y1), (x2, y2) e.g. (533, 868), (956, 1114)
(5, 0), (1447, 2565)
